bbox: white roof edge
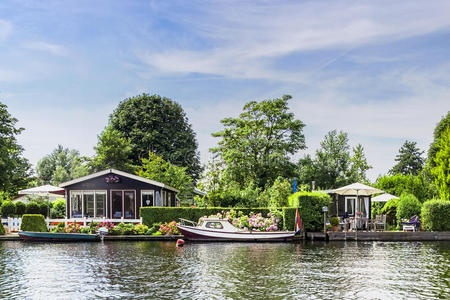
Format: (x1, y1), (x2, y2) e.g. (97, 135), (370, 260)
(59, 169), (179, 193)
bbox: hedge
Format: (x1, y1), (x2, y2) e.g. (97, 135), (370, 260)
(1, 201), (16, 217)
(0, 223), (5, 235)
(396, 193), (422, 225)
(15, 201), (26, 216)
(288, 192), (331, 232)
(141, 207), (310, 231)
(20, 214), (48, 232)
(26, 202), (41, 214)
(421, 200), (450, 231)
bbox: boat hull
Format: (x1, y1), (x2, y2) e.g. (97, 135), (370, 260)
(19, 231), (99, 242)
(177, 225), (296, 242)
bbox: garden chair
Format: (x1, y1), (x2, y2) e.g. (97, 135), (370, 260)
(374, 215), (386, 231)
(402, 215), (420, 232)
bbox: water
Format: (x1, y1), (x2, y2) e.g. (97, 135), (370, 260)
(0, 241), (448, 299)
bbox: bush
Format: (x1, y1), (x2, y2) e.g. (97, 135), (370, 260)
(20, 214), (47, 232)
(330, 216), (340, 227)
(110, 223), (135, 235)
(15, 201), (26, 216)
(39, 202), (51, 217)
(0, 223), (5, 235)
(1, 201), (16, 217)
(51, 222), (66, 233)
(134, 224), (148, 235)
(421, 200), (450, 231)
(381, 198), (399, 226)
(26, 202), (41, 214)
(146, 223), (162, 235)
(51, 199), (66, 218)
(258, 177), (291, 208)
(396, 193), (422, 225)
(288, 192), (331, 232)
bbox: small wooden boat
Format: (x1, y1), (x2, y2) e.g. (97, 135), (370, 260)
(176, 218), (297, 242)
(19, 231), (99, 242)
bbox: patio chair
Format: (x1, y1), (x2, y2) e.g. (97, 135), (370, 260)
(402, 215), (420, 232)
(374, 215), (386, 231)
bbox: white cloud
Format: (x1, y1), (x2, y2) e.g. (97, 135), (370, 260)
(24, 41), (68, 56)
(0, 19), (12, 40)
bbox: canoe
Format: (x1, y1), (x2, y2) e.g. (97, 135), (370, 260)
(19, 231), (99, 242)
(177, 218), (297, 242)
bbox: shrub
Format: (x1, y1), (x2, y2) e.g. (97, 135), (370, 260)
(396, 193), (422, 225)
(50, 199), (66, 218)
(80, 227), (91, 234)
(0, 223), (5, 235)
(65, 223), (81, 233)
(51, 222), (66, 233)
(20, 214), (47, 232)
(258, 177), (291, 207)
(381, 198), (399, 226)
(26, 202), (41, 214)
(330, 216), (340, 227)
(159, 221), (181, 235)
(421, 200), (450, 231)
(15, 201), (26, 216)
(110, 223), (135, 235)
(146, 223), (162, 235)
(1, 201), (16, 217)
(134, 224), (148, 235)
(288, 192), (331, 232)
(39, 202), (51, 217)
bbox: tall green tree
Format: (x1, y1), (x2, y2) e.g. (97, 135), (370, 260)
(109, 94), (201, 179)
(211, 95), (305, 189)
(137, 152), (193, 202)
(0, 102), (32, 196)
(375, 173), (436, 203)
(36, 145), (89, 185)
(90, 125), (135, 173)
(431, 127), (450, 200)
(427, 111), (450, 168)
(389, 140), (424, 176)
(297, 130), (371, 189)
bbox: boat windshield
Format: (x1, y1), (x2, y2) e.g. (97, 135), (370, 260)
(205, 222), (223, 229)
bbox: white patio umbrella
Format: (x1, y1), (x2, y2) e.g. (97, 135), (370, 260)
(332, 182), (384, 216)
(371, 193), (398, 203)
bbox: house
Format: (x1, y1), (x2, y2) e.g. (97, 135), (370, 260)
(59, 169), (179, 219)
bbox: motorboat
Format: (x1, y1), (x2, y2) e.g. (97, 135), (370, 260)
(19, 231), (100, 242)
(176, 217), (297, 242)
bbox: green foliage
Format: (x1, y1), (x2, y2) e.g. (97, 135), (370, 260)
(211, 95), (305, 189)
(38, 202), (51, 217)
(36, 145), (89, 185)
(431, 127), (450, 200)
(50, 199), (66, 218)
(288, 191), (331, 232)
(26, 202), (41, 214)
(375, 174), (435, 202)
(137, 152), (193, 201)
(51, 222), (66, 233)
(330, 216), (340, 227)
(258, 177), (291, 208)
(15, 201), (26, 215)
(109, 94), (201, 179)
(389, 141), (424, 176)
(134, 224), (149, 235)
(145, 223), (162, 235)
(0, 102), (32, 195)
(90, 125), (135, 173)
(421, 199), (450, 231)
(297, 131), (372, 189)
(1, 201), (15, 217)
(427, 111), (450, 168)
(20, 214), (47, 232)
(110, 223), (135, 235)
(381, 198), (399, 226)
(396, 193), (422, 225)
(0, 223), (5, 235)
(371, 202), (384, 219)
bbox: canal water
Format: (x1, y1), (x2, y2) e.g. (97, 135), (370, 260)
(0, 241), (448, 299)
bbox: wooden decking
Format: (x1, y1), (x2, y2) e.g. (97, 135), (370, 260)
(327, 231), (450, 241)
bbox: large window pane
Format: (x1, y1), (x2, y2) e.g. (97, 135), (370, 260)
(71, 193), (82, 218)
(96, 192), (106, 218)
(124, 191), (135, 219)
(142, 191), (154, 207)
(84, 193), (95, 218)
(155, 191), (162, 207)
(346, 198), (355, 216)
(112, 191), (122, 218)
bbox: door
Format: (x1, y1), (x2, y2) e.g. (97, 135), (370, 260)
(124, 191), (136, 219)
(111, 191), (123, 218)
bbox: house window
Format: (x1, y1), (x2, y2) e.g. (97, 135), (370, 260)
(155, 191), (162, 206)
(95, 192), (106, 218)
(71, 192), (82, 218)
(345, 197), (356, 216)
(70, 190), (107, 218)
(142, 190), (154, 207)
(124, 191), (135, 219)
(84, 193), (95, 218)
(112, 191), (122, 218)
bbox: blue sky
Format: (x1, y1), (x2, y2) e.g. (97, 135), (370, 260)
(1, 0), (449, 181)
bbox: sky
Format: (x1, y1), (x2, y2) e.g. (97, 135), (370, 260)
(0, 0), (449, 182)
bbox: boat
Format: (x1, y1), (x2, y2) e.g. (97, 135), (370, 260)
(19, 231), (100, 242)
(176, 218), (297, 242)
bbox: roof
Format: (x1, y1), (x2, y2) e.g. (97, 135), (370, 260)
(371, 193), (399, 202)
(18, 184), (65, 195)
(58, 169), (180, 193)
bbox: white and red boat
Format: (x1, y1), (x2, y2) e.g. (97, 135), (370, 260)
(176, 217), (297, 242)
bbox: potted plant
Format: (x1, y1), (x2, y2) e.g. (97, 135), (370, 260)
(330, 216), (340, 232)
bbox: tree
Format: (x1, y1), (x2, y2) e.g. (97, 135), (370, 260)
(431, 127), (450, 200)
(389, 141), (424, 176)
(0, 102), (32, 195)
(109, 94), (201, 179)
(137, 152), (194, 202)
(427, 111), (450, 168)
(211, 95), (305, 189)
(375, 173), (436, 202)
(90, 125), (135, 172)
(298, 130), (371, 189)
(36, 145), (89, 185)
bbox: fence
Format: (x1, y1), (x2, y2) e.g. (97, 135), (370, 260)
(1, 218), (21, 232)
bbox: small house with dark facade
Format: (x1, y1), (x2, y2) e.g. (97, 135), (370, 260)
(59, 169), (179, 220)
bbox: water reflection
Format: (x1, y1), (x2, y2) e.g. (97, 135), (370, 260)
(0, 241), (448, 299)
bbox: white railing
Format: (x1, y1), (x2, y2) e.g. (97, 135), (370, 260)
(1, 217), (21, 232)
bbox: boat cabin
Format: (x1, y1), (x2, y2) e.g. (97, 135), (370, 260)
(59, 169), (179, 219)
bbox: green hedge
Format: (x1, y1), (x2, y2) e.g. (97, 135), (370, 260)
(20, 214), (48, 232)
(396, 193), (422, 226)
(288, 192), (331, 232)
(15, 201), (26, 216)
(421, 200), (450, 231)
(0, 223), (5, 235)
(1, 201), (16, 217)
